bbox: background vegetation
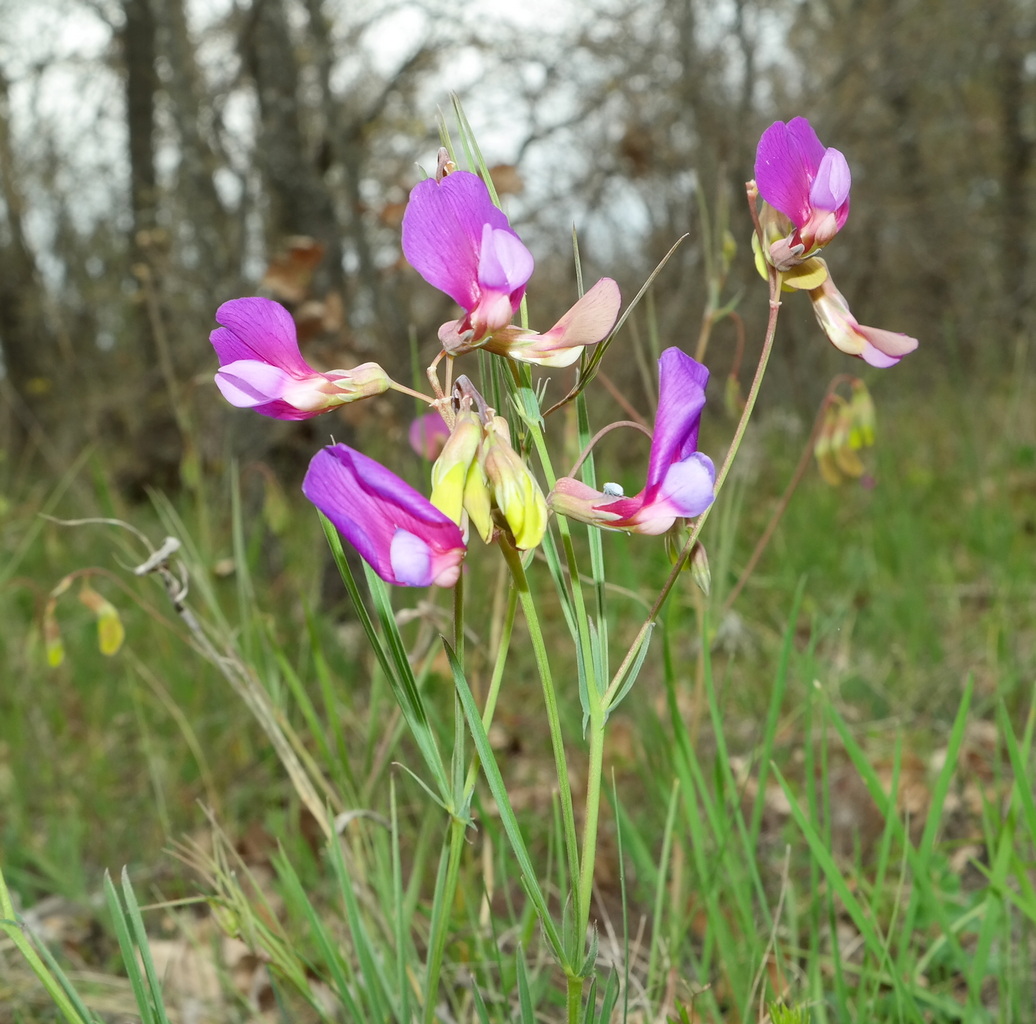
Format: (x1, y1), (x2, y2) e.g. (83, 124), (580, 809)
(1, 0), (1034, 1020)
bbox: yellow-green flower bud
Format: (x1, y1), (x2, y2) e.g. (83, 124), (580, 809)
(482, 416), (547, 551)
(430, 407), (493, 541)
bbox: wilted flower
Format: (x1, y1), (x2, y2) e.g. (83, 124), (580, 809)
(549, 348), (715, 534)
(754, 117), (851, 272)
(402, 170), (533, 349)
(482, 277), (621, 367)
(303, 444), (466, 588)
(211, 297), (389, 420)
(808, 268), (918, 367)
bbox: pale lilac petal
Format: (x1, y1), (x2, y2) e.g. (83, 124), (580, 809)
(653, 453), (716, 518)
(645, 348), (710, 489)
(210, 297), (311, 375)
(389, 530), (433, 586)
(538, 277), (621, 348)
(409, 411), (451, 460)
(810, 148), (852, 212)
(477, 225), (534, 293)
(401, 171), (517, 310)
(215, 360), (294, 407)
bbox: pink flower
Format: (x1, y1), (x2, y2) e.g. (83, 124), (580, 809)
(401, 171), (533, 348)
(211, 297), (389, 420)
(408, 410), (451, 461)
(549, 349), (715, 534)
(755, 118), (851, 270)
(402, 169), (619, 364)
(303, 444), (466, 588)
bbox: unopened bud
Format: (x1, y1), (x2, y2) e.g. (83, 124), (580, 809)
(430, 406), (492, 541)
(482, 416), (547, 550)
(689, 541), (711, 597)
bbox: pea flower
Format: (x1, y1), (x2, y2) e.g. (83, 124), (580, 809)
(401, 168), (620, 363)
(549, 348), (715, 534)
(409, 410), (451, 461)
(754, 117), (851, 272)
(402, 170), (534, 349)
(211, 297), (390, 420)
(302, 444), (466, 588)
(808, 268), (919, 368)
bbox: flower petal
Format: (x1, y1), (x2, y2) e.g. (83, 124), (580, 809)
(303, 444), (465, 587)
(645, 348), (710, 490)
(856, 324), (919, 367)
(484, 277), (621, 366)
(401, 171), (520, 310)
(810, 148), (852, 214)
(210, 296), (311, 375)
(477, 224), (534, 294)
(215, 360), (296, 407)
(755, 118), (826, 227)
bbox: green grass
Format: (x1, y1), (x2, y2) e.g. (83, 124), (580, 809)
(1, 366), (1033, 1021)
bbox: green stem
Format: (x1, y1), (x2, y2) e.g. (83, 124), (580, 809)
(575, 694), (606, 962)
(499, 539), (581, 947)
(462, 585), (518, 797)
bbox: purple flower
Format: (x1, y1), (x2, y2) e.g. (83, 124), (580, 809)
(211, 297), (389, 420)
(755, 118), (851, 268)
(548, 349), (715, 535)
(808, 270), (918, 368)
(303, 444), (466, 588)
(401, 170), (534, 347)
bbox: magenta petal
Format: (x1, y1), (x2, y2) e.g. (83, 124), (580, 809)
(644, 348), (710, 490)
(303, 444), (465, 587)
(210, 297), (311, 375)
(755, 119), (824, 226)
(401, 171), (518, 310)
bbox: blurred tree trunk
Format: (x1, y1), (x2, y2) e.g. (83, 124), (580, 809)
(996, 16), (1032, 333)
(243, 0), (343, 291)
(0, 69), (53, 455)
(122, 0), (159, 368)
(159, 0), (236, 307)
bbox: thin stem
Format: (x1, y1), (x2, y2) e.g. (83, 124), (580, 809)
(575, 693), (606, 967)
(499, 539), (581, 938)
(604, 186), (783, 707)
(388, 379), (436, 404)
(462, 585), (518, 797)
